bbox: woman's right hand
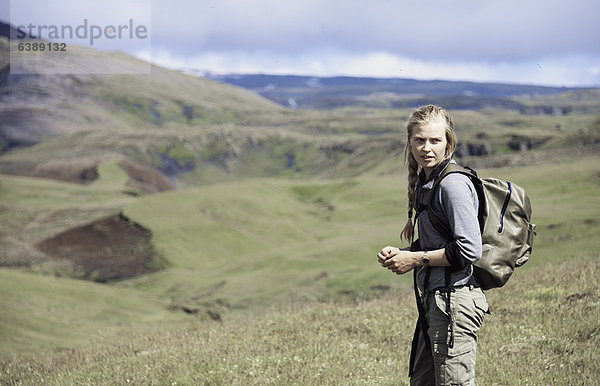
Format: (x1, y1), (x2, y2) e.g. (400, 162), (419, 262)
(377, 246), (400, 264)
(378, 246), (417, 275)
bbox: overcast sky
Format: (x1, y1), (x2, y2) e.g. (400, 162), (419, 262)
(4, 0), (600, 86)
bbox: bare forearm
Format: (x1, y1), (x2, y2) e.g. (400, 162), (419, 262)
(417, 248), (451, 267)
(377, 246), (450, 275)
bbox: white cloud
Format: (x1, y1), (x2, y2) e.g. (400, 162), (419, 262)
(6, 0), (600, 86)
(143, 49), (600, 87)
(150, 0), (600, 62)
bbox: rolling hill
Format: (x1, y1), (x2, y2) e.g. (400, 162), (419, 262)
(2, 153), (599, 357)
(0, 33), (290, 182)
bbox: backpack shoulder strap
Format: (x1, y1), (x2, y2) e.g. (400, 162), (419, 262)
(427, 163), (477, 235)
(426, 163), (483, 239)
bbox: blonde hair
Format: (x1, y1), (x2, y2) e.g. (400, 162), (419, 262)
(400, 105), (457, 242)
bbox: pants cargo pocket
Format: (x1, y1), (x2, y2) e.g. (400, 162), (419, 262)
(433, 339), (476, 386)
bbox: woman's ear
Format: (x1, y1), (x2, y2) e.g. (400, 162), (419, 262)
(445, 141), (454, 158)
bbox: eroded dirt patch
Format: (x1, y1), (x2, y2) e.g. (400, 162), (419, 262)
(119, 159), (175, 193)
(22, 159), (99, 184)
(15, 157), (175, 193)
(36, 213), (164, 282)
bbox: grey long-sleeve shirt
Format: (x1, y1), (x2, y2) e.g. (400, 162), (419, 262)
(415, 161), (482, 292)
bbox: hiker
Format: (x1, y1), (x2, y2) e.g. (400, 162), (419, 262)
(377, 104), (489, 385)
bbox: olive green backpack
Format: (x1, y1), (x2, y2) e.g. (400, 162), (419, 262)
(427, 163), (536, 290)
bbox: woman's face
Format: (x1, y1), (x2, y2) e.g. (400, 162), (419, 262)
(410, 117), (448, 176)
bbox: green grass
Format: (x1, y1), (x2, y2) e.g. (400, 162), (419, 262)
(1, 255), (597, 385)
(91, 160), (131, 191)
(120, 176), (410, 311)
(0, 269), (180, 355)
(117, 155), (600, 311)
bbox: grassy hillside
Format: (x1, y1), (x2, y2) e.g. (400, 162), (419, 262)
(2, 101), (597, 188)
(1, 155), (598, 359)
(119, 155), (600, 312)
(0, 269), (180, 354)
(1, 255), (597, 385)
(0, 36), (283, 157)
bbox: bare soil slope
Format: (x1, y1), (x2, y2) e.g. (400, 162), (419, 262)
(36, 213), (163, 282)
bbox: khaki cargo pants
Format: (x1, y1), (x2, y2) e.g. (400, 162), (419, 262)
(410, 285), (489, 386)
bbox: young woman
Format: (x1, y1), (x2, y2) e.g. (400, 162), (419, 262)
(377, 105), (489, 385)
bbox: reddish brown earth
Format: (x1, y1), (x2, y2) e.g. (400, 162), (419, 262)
(36, 213), (163, 282)
(22, 160), (99, 184)
(19, 158), (175, 192)
(118, 159), (175, 193)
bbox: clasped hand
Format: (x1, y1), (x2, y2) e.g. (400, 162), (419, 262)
(377, 246), (416, 275)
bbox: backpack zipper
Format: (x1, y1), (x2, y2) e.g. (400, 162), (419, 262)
(498, 182), (512, 233)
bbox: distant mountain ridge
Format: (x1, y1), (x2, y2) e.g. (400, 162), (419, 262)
(208, 73), (576, 96)
(206, 73), (595, 111)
